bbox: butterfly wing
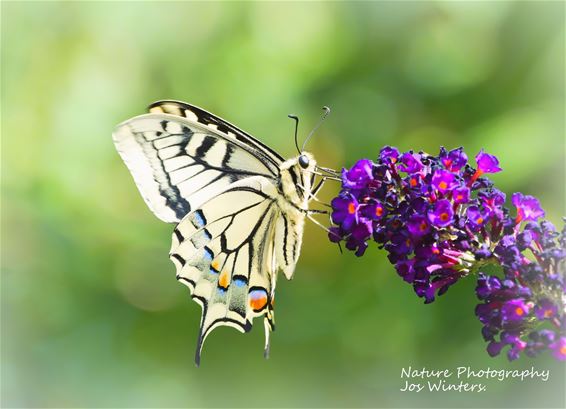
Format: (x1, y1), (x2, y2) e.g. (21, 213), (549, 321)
(112, 103), (283, 223)
(170, 176), (283, 365)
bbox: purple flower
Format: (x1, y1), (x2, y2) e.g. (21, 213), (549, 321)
(341, 159), (374, 190)
(427, 199), (453, 228)
(475, 149), (502, 174)
(406, 174), (422, 189)
(452, 187), (470, 204)
(476, 273), (502, 300)
(466, 206), (489, 230)
(361, 200), (386, 220)
(549, 337), (566, 361)
(431, 170), (459, 194)
(512, 193), (545, 223)
(407, 214), (430, 237)
(501, 299), (530, 323)
(487, 341), (504, 357)
(478, 188), (506, 219)
(534, 299), (557, 320)
(516, 230), (533, 250)
(346, 221), (373, 257)
(397, 152), (423, 173)
(331, 194), (359, 230)
(386, 233), (414, 256)
(395, 259), (416, 283)
(379, 146), (400, 164)
(328, 226), (342, 243)
(440, 147), (468, 172)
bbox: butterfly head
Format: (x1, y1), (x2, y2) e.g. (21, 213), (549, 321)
(298, 154), (310, 169)
(278, 152), (317, 209)
(291, 151), (316, 172)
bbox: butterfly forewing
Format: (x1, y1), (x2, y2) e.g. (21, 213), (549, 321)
(113, 111), (280, 223)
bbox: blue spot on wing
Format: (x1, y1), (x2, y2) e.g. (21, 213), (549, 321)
(203, 229), (212, 241)
(193, 210), (207, 228)
(249, 289), (267, 300)
(234, 277), (247, 287)
(203, 246), (213, 262)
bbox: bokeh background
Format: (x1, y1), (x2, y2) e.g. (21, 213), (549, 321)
(2, 1), (564, 408)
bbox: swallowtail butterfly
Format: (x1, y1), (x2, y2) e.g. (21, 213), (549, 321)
(113, 100), (334, 365)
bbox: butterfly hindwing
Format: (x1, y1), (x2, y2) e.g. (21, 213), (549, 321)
(169, 176), (280, 365)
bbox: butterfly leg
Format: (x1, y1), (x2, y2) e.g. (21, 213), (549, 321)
(306, 213), (335, 235)
(311, 176), (326, 197)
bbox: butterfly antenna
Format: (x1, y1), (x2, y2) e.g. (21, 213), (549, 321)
(301, 106), (330, 152)
(288, 114), (301, 154)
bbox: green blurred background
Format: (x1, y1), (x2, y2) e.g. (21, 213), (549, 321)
(2, 1), (564, 408)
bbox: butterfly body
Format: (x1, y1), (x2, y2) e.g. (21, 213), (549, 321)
(113, 100), (320, 365)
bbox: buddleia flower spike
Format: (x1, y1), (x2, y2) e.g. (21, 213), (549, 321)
(327, 146), (565, 362)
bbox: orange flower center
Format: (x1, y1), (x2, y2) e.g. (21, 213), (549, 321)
(544, 309), (554, 318)
(477, 217), (484, 224)
(348, 203), (356, 214)
(515, 307), (524, 316)
(439, 181), (447, 190)
(410, 178), (417, 187)
(420, 222), (427, 231)
(440, 213), (449, 221)
(561, 346), (566, 355)
(375, 206), (383, 217)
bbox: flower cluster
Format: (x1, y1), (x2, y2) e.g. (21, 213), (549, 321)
(475, 220), (566, 361)
(328, 146), (565, 361)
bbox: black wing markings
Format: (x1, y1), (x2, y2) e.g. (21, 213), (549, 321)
(131, 128), (192, 219)
(148, 100), (285, 170)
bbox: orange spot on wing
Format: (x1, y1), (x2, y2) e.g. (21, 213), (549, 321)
(219, 272), (230, 289)
(249, 290), (268, 311)
(211, 260), (220, 270)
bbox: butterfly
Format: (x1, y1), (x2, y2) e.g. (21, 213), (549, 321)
(112, 100), (337, 365)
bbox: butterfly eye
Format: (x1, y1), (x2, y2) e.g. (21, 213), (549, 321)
(298, 155), (310, 169)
